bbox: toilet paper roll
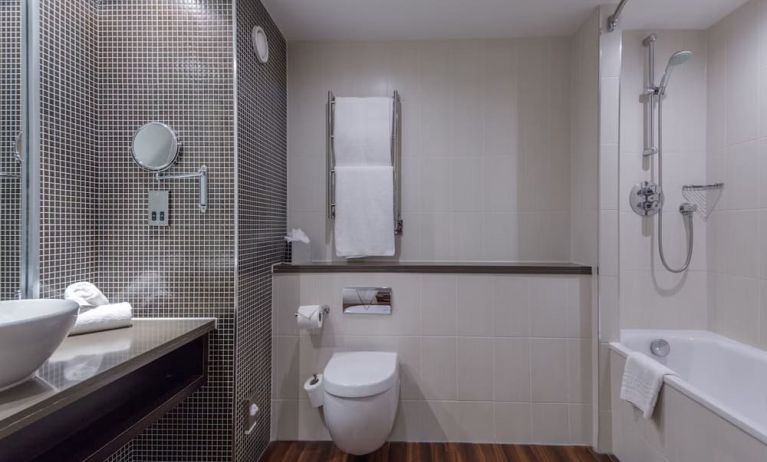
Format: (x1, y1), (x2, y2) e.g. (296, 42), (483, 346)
(296, 305), (324, 331)
(304, 373), (324, 408)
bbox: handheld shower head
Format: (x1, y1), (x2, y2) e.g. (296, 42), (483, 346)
(658, 50), (692, 94)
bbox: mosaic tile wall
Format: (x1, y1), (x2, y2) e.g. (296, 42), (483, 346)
(0, 0), (21, 301)
(97, 1), (236, 460)
(38, 0), (100, 299)
(36, 0), (287, 460)
(234, 0), (287, 459)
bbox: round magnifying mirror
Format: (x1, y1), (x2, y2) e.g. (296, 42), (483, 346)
(131, 122), (180, 172)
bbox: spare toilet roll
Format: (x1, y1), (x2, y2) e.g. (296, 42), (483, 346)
(297, 305), (324, 331)
(304, 374), (324, 408)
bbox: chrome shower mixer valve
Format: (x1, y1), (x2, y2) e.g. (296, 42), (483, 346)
(630, 181), (662, 217)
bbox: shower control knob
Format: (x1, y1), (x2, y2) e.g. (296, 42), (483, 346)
(630, 181), (663, 217)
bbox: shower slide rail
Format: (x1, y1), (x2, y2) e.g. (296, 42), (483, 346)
(326, 90), (403, 236)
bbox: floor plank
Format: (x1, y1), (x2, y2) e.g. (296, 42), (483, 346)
(261, 442), (619, 462)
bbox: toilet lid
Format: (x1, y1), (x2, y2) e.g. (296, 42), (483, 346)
(324, 351), (398, 398)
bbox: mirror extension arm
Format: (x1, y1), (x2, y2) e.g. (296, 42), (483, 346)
(155, 165), (208, 213)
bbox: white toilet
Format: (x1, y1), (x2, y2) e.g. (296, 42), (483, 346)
(321, 351), (399, 455)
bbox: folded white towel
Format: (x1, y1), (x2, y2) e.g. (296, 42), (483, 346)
(334, 165), (395, 258)
(69, 302), (133, 336)
(334, 97), (393, 167)
(620, 352), (675, 418)
(64, 282), (109, 308)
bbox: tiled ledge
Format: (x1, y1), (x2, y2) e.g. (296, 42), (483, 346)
(272, 262), (592, 275)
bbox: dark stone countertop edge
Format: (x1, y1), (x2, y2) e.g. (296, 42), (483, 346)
(273, 262), (592, 275)
(0, 318), (216, 439)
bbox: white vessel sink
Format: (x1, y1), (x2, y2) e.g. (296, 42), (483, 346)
(0, 299), (79, 391)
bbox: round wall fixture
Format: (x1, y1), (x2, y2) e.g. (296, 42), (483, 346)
(252, 26), (269, 64)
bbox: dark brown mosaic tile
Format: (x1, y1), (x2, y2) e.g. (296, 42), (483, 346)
(37, 0), (286, 459)
(234, 0), (287, 460)
(0, 0), (21, 300)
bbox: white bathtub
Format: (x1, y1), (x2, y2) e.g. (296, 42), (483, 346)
(610, 330), (767, 462)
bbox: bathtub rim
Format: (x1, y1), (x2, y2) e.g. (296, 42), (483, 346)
(609, 329), (767, 447)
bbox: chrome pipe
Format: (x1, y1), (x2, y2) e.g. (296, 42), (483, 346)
(607, 0), (631, 32)
(155, 165), (208, 213)
(393, 90), (403, 235)
(642, 34), (657, 158)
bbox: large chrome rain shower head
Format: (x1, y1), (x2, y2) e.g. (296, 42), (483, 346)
(658, 50), (692, 95)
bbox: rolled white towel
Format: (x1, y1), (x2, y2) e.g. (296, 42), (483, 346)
(69, 302), (133, 336)
(64, 282), (110, 308)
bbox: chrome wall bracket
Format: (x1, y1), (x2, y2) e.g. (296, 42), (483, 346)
(630, 181), (663, 216)
(155, 165), (208, 213)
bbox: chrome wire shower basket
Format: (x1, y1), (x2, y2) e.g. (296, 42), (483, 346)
(681, 183), (724, 219)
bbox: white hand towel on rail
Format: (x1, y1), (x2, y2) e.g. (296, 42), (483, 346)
(620, 352), (675, 418)
(69, 302), (133, 336)
(334, 97), (393, 166)
(334, 165), (395, 258)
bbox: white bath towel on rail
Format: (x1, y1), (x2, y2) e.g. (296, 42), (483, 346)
(334, 165), (395, 258)
(334, 97), (393, 167)
(620, 352), (675, 418)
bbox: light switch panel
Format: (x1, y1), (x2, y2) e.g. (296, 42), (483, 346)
(148, 191), (169, 226)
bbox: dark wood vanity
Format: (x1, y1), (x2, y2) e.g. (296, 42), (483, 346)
(0, 319), (214, 462)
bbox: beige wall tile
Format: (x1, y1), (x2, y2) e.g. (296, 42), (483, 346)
(287, 39), (572, 261)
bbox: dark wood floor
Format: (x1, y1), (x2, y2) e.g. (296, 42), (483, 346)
(262, 441), (620, 462)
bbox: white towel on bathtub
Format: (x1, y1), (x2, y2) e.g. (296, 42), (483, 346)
(620, 352), (675, 418)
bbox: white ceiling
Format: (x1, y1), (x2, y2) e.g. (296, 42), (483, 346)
(260, 0), (750, 42)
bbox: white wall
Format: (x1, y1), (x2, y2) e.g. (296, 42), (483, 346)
(706, 0), (767, 349)
(619, 30), (709, 330)
(271, 272), (593, 444)
(287, 39), (572, 262)
(570, 11), (600, 268)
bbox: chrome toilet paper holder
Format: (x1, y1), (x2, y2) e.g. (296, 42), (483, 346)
(295, 305), (330, 319)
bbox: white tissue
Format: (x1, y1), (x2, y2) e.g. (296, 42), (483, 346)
(69, 302), (133, 336)
(285, 228), (310, 244)
(296, 305), (324, 331)
(64, 282), (110, 308)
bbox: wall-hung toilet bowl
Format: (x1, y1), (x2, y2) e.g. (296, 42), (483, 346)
(322, 351), (399, 455)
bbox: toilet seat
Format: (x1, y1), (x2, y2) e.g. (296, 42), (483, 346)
(324, 351), (398, 398)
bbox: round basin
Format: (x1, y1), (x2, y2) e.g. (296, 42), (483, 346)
(0, 299), (79, 391)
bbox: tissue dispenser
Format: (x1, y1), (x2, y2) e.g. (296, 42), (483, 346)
(290, 241), (311, 264)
